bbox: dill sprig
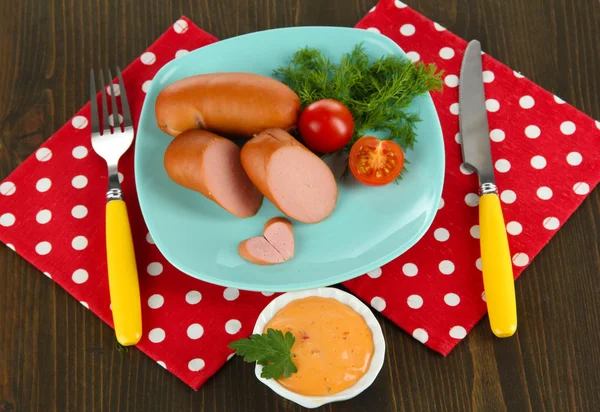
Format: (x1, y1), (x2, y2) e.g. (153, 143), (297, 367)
(273, 43), (444, 152)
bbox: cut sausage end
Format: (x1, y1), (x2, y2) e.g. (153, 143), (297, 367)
(239, 237), (285, 265)
(263, 217), (295, 260)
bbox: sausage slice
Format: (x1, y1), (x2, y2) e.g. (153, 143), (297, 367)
(239, 217), (295, 265)
(164, 129), (263, 218)
(238, 237), (285, 265)
(240, 128), (338, 224)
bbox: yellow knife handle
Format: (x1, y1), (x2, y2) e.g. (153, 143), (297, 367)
(106, 200), (143, 346)
(479, 193), (517, 337)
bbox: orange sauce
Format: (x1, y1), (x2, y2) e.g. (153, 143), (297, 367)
(264, 296), (374, 396)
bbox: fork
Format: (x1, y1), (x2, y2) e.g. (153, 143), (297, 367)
(90, 67), (142, 346)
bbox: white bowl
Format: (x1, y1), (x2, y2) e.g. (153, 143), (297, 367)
(253, 287), (386, 409)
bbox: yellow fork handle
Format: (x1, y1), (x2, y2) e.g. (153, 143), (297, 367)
(479, 193), (517, 338)
(106, 200), (142, 346)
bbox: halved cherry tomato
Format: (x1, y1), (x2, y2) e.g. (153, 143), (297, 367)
(349, 136), (404, 186)
(298, 99), (354, 153)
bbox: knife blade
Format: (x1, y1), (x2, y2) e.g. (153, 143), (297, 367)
(459, 40), (518, 338)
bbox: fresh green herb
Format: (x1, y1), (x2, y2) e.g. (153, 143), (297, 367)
(115, 340), (129, 355)
(273, 43), (444, 152)
(228, 328), (298, 380)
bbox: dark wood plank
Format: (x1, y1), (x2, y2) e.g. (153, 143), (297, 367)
(1, 0), (599, 411)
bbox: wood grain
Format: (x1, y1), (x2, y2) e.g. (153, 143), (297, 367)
(1, 0), (599, 411)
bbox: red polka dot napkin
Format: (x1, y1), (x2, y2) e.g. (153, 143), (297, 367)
(1, 0), (599, 390)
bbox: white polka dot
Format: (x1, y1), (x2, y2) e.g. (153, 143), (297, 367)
(460, 164), (474, 175)
(227, 353), (235, 361)
(495, 159), (511, 173)
(412, 328), (428, 343)
(367, 267), (382, 278)
(370, 296), (386, 311)
(450, 103), (460, 115)
(434, 22), (446, 31)
(72, 175), (88, 189)
(514, 71), (525, 78)
(519, 95), (535, 109)
(147, 262), (163, 276)
(444, 293), (460, 307)
(537, 187), (553, 200)
(185, 290), (202, 304)
(146, 232), (154, 244)
(530, 155), (546, 169)
(35, 241), (51, 255)
(72, 146), (88, 159)
(72, 236), (88, 250)
(543, 217), (560, 230)
(106, 83), (120, 96)
(157, 361), (167, 369)
(512, 253), (529, 267)
(142, 80), (152, 93)
(173, 19), (189, 33)
(223, 287), (239, 301)
(394, 0), (407, 8)
(407, 294), (423, 309)
(72, 269), (88, 284)
(573, 182), (590, 195)
(402, 263), (418, 277)
(36, 178), (52, 192)
(470, 225), (480, 239)
(560, 121), (576, 135)
(36, 148), (52, 162)
(439, 47), (455, 59)
(434, 228), (450, 242)
(449, 326), (467, 339)
(501, 190), (517, 204)
(506, 221), (522, 235)
(0, 213), (15, 227)
(108, 113), (123, 127)
(455, 133), (461, 144)
(554, 95), (565, 104)
(225, 319), (242, 335)
(6, 244), (15, 251)
(481, 292), (486, 302)
(476, 258), (482, 271)
(43, 272), (51, 278)
(36, 210), (52, 224)
(261, 292), (274, 296)
(486, 99), (500, 112)
(438, 198), (445, 209)
(118, 172), (124, 183)
(439, 260), (455, 275)
(149, 328), (165, 343)
(71, 205), (88, 219)
(140, 52), (156, 65)
(489, 129), (505, 142)
(525, 125), (541, 139)
(566, 152), (582, 166)
(0, 181), (16, 196)
(188, 358), (205, 372)
(406, 51), (420, 62)
(400, 24), (415, 36)
(482, 71), (495, 83)
(465, 193), (479, 207)
(80, 301), (89, 309)
(444, 74), (459, 87)
(366, 27), (380, 34)
(596, 120), (600, 130)
(148, 294), (164, 309)
(71, 116), (88, 129)
(175, 49), (189, 58)
(187, 323), (204, 339)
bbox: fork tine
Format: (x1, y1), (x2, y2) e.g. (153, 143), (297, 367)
(116, 66), (132, 128)
(99, 69), (111, 132)
(89, 69), (100, 135)
(107, 68), (122, 131)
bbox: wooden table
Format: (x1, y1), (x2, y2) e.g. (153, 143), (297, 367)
(1, 0), (599, 411)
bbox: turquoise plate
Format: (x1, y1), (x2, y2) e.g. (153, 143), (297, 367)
(135, 26), (444, 292)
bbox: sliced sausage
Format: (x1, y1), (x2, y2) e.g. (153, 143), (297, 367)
(240, 128), (338, 224)
(164, 129), (263, 218)
(155, 72), (301, 138)
(263, 217), (294, 260)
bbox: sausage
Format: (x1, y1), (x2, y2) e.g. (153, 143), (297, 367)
(240, 128), (338, 223)
(238, 217), (294, 265)
(155, 73), (301, 138)
(164, 129), (263, 218)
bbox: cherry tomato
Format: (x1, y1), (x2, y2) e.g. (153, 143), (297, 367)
(298, 99), (354, 153)
(349, 136), (405, 186)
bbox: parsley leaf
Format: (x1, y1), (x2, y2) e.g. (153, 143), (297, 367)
(228, 328), (298, 380)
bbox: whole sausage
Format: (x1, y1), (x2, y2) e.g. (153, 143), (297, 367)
(155, 73), (301, 138)
(164, 129), (263, 218)
(240, 128), (338, 224)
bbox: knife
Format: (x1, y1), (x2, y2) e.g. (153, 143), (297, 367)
(459, 40), (517, 338)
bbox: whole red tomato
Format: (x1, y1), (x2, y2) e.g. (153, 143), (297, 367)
(298, 99), (354, 153)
